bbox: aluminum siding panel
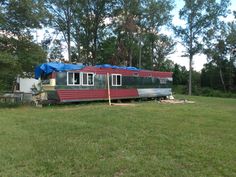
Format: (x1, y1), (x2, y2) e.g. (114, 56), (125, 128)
(137, 88), (172, 97)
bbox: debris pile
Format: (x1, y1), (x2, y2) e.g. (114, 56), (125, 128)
(160, 99), (195, 104)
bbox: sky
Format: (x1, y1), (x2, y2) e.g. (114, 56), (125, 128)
(170, 0), (236, 71)
(35, 0), (236, 71)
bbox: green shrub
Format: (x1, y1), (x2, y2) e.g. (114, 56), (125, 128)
(173, 85), (236, 98)
(172, 85), (187, 94)
(0, 102), (22, 108)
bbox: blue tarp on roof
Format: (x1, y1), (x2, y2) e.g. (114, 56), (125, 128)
(96, 64), (140, 71)
(35, 63), (141, 79)
(35, 62), (85, 79)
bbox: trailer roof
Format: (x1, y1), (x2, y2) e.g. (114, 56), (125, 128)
(35, 62), (85, 79)
(35, 62), (172, 79)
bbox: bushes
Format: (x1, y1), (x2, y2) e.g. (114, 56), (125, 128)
(0, 102), (22, 108)
(173, 85), (236, 98)
(172, 85), (187, 94)
(199, 87), (236, 98)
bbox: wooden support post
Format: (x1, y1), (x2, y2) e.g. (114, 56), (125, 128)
(107, 73), (112, 106)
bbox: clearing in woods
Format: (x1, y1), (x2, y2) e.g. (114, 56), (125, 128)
(0, 95), (235, 176)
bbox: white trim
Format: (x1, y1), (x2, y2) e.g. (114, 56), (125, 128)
(81, 72), (95, 86)
(111, 74), (122, 86)
(159, 78), (167, 84)
(67, 72), (81, 86)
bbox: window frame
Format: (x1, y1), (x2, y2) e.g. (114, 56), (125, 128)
(81, 72), (95, 86)
(159, 78), (167, 84)
(67, 72), (81, 86)
(112, 74), (122, 86)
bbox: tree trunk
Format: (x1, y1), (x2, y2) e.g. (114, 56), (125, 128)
(66, 4), (72, 63)
(93, 33), (98, 65)
(188, 54), (193, 95)
(77, 27), (80, 62)
(150, 41), (154, 70)
(67, 32), (71, 62)
(138, 36), (142, 68)
(189, 10), (193, 96)
(219, 67), (226, 92)
(229, 57), (233, 91)
(129, 48), (133, 66)
(67, 19), (71, 62)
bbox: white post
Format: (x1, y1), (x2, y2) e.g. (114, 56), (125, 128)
(107, 73), (111, 106)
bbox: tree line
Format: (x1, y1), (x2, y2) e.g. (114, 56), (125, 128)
(0, 0), (236, 95)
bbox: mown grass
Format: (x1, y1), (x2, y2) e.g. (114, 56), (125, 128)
(0, 95), (236, 177)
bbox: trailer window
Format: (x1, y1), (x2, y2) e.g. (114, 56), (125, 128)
(67, 72), (80, 85)
(160, 78), (167, 84)
(88, 74), (93, 85)
(68, 73), (73, 85)
(74, 73), (80, 84)
(83, 73), (87, 85)
(112, 74), (122, 86)
(82, 73), (94, 86)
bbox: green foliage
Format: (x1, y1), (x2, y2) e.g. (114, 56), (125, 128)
(0, 52), (20, 91)
(44, 0), (175, 67)
(0, 0), (47, 35)
(0, 101), (22, 108)
(17, 37), (46, 74)
(0, 1), (46, 90)
(174, 0), (231, 95)
(172, 85), (187, 94)
(201, 60), (236, 92)
(173, 64), (188, 85)
(49, 39), (64, 61)
(45, 0), (78, 62)
(97, 37), (117, 64)
(173, 85), (236, 98)
(0, 37), (46, 90)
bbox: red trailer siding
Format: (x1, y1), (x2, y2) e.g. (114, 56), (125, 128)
(57, 88), (139, 102)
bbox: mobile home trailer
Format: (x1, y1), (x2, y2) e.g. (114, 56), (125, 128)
(35, 63), (172, 103)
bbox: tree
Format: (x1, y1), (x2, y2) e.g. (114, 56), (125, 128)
(45, 0), (78, 62)
(203, 16), (236, 92)
(142, 0), (174, 69)
(0, 0), (47, 35)
(172, 64), (188, 85)
(0, 52), (20, 91)
(174, 0), (230, 95)
(152, 35), (176, 70)
(78, 0), (114, 65)
(226, 22), (236, 91)
(97, 36), (117, 64)
(201, 60), (235, 92)
(111, 0), (174, 68)
(49, 39), (64, 61)
(0, 0), (46, 90)
(204, 39), (228, 92)
(112, 0), (141, 66)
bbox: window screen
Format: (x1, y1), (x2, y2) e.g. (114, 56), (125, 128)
(83, 73), (88, 85)
(88, 74), (94, 85)
(160, 79), (167, 84)
(82, 73), (94, 86)
(68, 72), (74, 85)
(74, 73), (80, 85)
(112, 74), (122, 86)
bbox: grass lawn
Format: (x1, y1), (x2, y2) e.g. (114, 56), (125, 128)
(0, 95), (236, 177)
